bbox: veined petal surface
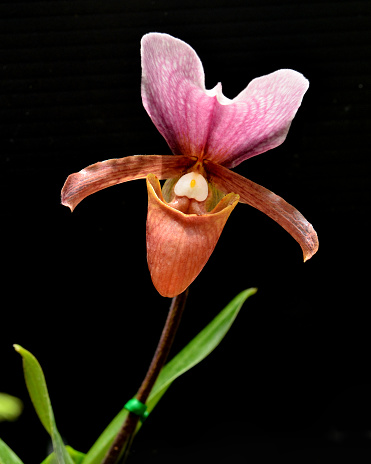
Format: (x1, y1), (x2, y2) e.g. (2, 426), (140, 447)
(141, 33), (217, 158)
(141, 34), (308, 169)
(204, 69), (309, 168)
(146, 174), (239, 297)
(205, 161), (318, 261)
(61, 155), (195, 211)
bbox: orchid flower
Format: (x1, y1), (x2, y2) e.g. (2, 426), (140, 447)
(61, 33), (318, 298)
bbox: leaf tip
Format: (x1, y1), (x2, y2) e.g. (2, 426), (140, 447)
(13, 344), (22, 353)
(242, 287), (258, 299)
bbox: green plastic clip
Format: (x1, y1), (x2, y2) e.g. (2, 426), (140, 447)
(124, 398), (149, 422)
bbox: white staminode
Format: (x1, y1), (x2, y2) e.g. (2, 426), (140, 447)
(174, 172), (208, 202)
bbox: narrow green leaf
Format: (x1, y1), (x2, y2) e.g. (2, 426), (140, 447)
(82, 408), (129, 464)
(13, 345), (53, 434)
(146, 288), (257, 413)
(0, 438), (24, 464)
(13, 345), (73, 464)
(0, 393), (23, 422)
(83, 288), (256, 464)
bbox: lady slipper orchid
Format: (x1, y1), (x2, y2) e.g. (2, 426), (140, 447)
(61, 33), (318, 298)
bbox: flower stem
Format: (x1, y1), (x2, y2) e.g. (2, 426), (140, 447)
(102, 288), (189, 464)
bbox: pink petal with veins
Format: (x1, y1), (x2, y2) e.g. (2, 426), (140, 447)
(141, 33), (217, 158)
(204, 70), (309, 168)
(205, 161), (318, 261)
(61, 154), (195, 211)
(141, 33), (308, 168)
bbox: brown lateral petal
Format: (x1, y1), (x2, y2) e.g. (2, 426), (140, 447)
(61, 155), (196, 211)
(146, 174), (239, 297)
(205, 160), (319, 261)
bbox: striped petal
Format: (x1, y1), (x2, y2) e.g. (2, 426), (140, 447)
(146, 174), (239, 297)
(205, 161), (318, 261)
(61, 155), (195, 211)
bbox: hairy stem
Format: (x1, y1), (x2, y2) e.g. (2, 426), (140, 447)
(102, 289), (189, 464)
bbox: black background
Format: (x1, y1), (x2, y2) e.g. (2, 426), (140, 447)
(1, 1), (370, 463)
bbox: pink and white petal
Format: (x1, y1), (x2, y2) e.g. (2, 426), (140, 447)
(205, 161), (318, 261)
(141, 33), (217, 158)
(61, 155), (195, 211)
(204, 70), (309, 168)
(146, 174), (239, 297)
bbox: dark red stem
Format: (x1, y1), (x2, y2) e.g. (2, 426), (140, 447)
(102, 288), (189, 464)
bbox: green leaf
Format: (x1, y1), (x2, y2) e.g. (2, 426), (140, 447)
(13, 345), (74, 464)
(65, 447), (85, 464)
(82, 408), (129, 464)
(82, 288), (256, 464)
(41, 447), (86, 464)
(146, 287), (257, 413)
(0, 438), (24, 464)
(0, 393), (23, 422)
